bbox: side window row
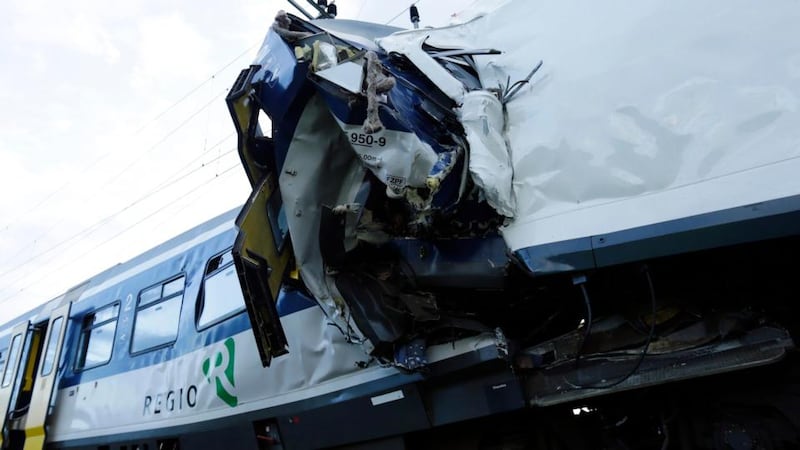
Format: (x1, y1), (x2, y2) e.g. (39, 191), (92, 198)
(75, 250), (246, 371)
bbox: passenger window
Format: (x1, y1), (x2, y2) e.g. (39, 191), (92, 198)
(2, 334), (22, 387)
(197, 251), (246, 329)
(131, 276), (185, 354)
(41, 316), (64, 376)
(139, 286), (161, 307)
(76, 303), (119, 370)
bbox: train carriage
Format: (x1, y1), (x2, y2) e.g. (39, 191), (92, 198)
(0, 209), (517, 450)
(4, 1), (800, 448)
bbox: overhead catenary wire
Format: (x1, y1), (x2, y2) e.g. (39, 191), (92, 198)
(134, 43), (258, 135)
(0, 156), (107, 233)
(354, 0), (367, 19)
(0, 145), (239, 283)
(0, 41), (257, 236)
(98, 87), (231, 192)
(0, 163), (241, 307)
(0, 88), (233, 276)
(0, 130), (236, 271)
(384, 0), (423, 25)
(70, 164), (241, 263)
(148, 132), (236, 194)
(0, 39), (259, 319)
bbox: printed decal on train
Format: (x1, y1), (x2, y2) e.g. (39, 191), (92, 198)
(143, 385), (198, 416)
(141, 338), (237, 416)
(202, 337), (238, 407)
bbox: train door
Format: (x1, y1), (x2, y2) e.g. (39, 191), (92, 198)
(0, 321), (32, 448)
(0, 304), (69, 450)
(24, 303), (71, 450)
(227, 69), (293, 367)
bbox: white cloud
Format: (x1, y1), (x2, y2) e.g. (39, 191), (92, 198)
(129, 13), (214, 93)
(8, 8), (122, 64)
(67, 13), (122, 64)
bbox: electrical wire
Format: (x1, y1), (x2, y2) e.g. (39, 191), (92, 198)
(502, 60), (543, 104)
(0, 164), (241, 307)
(0, 43), (257, 235)
(0, 131), (236, 269)
(0, 42), (252, 309)
(354, 0), (367, 19)
(99, 87), (230, 192)
(0, 94), (235, 273)
(133, 43), (258, 135)
(76, 164), (240, 260)
(384, 0), (422, 25)
(0, 145), (238, 282)
(0, 160), (102, 234)
(148, 132), (236, 193)
(570, 266), (658, 389)
(574, 282), (593, 368)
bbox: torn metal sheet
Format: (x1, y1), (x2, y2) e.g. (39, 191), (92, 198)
(278, 93), (372, 350)
(230, 0), (800, 373)
(370, 0), (800, 260)
(459, 90), (514, 217)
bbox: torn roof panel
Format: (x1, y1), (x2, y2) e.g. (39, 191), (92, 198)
(377, 1), (800, 253)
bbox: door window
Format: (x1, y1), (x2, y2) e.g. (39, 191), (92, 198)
(40, 316), (64, 376)
(2, 334), (22, 387)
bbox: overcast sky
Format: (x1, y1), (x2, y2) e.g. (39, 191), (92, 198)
(0, 0), (485, 321)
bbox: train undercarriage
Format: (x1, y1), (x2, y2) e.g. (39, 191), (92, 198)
(307, 235), (800, 450)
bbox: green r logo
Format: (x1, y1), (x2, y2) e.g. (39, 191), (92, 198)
(202, 337), (238, 407)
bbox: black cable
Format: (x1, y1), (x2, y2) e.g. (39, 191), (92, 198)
(574, 282), (593, 368)
(502, 60), (543, 103)
(572, 266), (658, 389)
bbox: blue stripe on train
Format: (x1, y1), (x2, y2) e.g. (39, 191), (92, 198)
(56, 226), (317, 389)
(514, 193), (800, 277)
(58, 288), (316, 389)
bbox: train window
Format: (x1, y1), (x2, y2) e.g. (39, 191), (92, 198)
(41, 316), (64, 376)
(197, 251), (246, 329)
(163, 278), (183, 297)
(139, 286), (161, 307)
(2, 334), (22, 387)
(131, 275), (185, 354)
(76, 303), (119, 370)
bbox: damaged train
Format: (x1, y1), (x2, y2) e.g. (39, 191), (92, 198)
(3, 1), (800, 449)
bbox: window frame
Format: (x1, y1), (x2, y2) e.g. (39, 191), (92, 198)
(40, 316), (65, 377)
(74, 301), (120, 372)
(129, 273), (186, 355)
(196, 248), (247, 331)
(1, 335), (22, 387)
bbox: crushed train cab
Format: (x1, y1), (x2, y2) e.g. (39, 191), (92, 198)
(227, 0), (800, 433)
